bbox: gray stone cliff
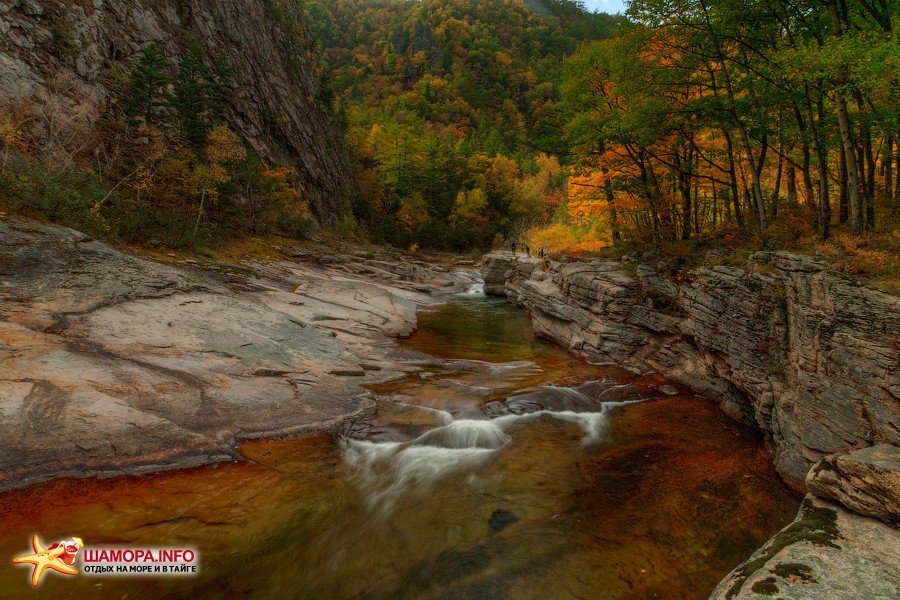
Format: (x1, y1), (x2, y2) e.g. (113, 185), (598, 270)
(483, 250), (900, 599)
(0, 0), (350, 222)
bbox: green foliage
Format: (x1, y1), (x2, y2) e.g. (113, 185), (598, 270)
(123, 45), (173, 125)
(171, 42), (232, 147)
(305, 0), (618, 249)
(0, 159), (107, 234)
(1, 97), (310, 251)
(537, 0), (900, 252)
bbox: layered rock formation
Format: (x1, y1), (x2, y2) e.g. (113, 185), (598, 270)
(484, 250), (900, 598)
(482, 251), (899, 492)
(0, 216), (477, 490)
(0, 0), (350, 221)
(807, 444), (900, 524)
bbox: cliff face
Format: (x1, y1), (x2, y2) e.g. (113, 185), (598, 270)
(0, 0), (350, 222)
(482, 251), (899, 492)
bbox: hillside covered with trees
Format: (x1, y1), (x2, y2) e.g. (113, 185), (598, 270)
(1, 0), (897, 282)
(307, 0), (898, 282)
(304, 0), (619, 249)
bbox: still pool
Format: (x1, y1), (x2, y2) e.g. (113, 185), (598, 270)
(0, 292), (799, 599)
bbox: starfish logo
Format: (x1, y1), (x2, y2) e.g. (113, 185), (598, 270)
(13, 535), (83, 586)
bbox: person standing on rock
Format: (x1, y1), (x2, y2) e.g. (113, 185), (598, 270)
(526, 245), (531, 257)
(511, 242), (517, 255)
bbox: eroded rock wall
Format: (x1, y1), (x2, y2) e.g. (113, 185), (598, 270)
(482, 251), (900, 491)
(0, 0), (350, 222)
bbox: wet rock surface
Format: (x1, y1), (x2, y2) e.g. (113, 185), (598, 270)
(0, 218), (478, 490)
(483, 250), (900, 600)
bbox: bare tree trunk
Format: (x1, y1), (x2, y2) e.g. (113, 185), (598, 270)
(883, 133), (894, 201)
(835, 87), (863, 234)
(693, 180), (700, 236)
(739, 126), (769, 243)
(811, 96), (831, 239)
(787, 164), (798, 204)
(773, 154), (783, 219)
(602, 166), (621, 244)
(839, 148), (849, 223)
(863, 132), (877, 229)
(674, 142), (693, 241)
(193, 189), (206, 240)
(828, 0), (864, 234)
(712, 180), (720, 228)
(723, 129), (744, 227)
(854, 91), (877, 229)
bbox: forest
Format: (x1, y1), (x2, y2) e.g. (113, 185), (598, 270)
(306, 0), (619, 249)
(1, 0), (897, 280)
(308, 0), (898, 268)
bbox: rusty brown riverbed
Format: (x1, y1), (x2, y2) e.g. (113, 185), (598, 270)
(0, 289), (799, 599)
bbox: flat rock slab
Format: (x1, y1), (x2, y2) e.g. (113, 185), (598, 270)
(0, 218), (476, 491)
(710, 496), (900, 600)
(807, 445), (900, 524)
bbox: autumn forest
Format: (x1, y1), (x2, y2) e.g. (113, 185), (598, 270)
(315, 0), (898, 262)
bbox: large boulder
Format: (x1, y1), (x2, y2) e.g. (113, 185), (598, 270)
(709, 496), (900, 600)
(807, 445), (900, 524)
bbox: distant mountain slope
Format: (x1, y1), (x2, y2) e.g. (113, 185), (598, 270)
(302, 0), (618, 248)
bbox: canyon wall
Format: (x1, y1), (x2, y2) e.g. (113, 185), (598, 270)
(0, 0), (350, 222)
(482, 251), (899, 492)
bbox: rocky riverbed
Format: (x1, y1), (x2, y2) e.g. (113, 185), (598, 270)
(0, 216), (479, 491)
(483, 250), (899, 599)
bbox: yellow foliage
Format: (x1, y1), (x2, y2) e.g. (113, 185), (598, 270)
(528, 223), (577, 253)
(397, 193), (431, 231)
(451, 187), (487, 223)
(527, 223), (609, 255)
(205, 125), (246, 166)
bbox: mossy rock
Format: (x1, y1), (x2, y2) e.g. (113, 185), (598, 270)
(724, 500), (840, 599)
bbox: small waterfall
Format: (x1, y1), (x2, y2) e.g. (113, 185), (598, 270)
(413, 419), (510, 449)
(454, 269), (485, 296)
(460, 281), (485, 296)
(343, 436), (495, 514)
(405, 404), (454, 426)
(343, 395), (650, 513)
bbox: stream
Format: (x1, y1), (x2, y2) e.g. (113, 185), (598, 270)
(0, 285), (799, 599)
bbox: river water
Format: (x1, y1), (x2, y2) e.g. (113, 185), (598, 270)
(0, 287), (799, 599)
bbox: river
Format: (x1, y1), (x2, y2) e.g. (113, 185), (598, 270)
(0, 286), (799, 599)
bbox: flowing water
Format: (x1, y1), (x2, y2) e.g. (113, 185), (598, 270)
(0, 286), (800, 599)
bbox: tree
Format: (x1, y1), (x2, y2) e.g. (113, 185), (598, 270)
(171, 42), (231, 147)
(124, 45), (172, 126)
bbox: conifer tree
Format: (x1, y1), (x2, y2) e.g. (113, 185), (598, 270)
(124, 44), (172, 126)
(171, 42), (232, 147)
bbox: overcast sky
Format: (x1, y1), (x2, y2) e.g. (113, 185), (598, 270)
(582, 0), (628, 13)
